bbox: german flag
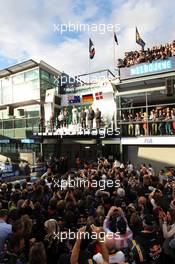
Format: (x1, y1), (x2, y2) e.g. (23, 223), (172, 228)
(82, 94), (94, 103)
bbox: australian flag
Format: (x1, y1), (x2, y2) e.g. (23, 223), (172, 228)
(136, 27), (145, 50)
(68, 95), (80, 104)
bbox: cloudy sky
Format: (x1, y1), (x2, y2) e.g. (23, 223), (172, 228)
(0, 0), (175, 76)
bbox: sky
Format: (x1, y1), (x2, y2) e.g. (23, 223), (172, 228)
(0, 0), (175, 76)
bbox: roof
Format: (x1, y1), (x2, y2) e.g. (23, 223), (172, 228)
(0, 60), (39, 78)
(0, 59), (62, 79)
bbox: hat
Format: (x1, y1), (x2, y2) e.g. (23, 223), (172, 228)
(0, 209), (8, 217)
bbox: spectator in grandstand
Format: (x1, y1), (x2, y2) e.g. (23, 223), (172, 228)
(165, 112), (172, 135)
(128, 113), (134, 136)
(171, 109), (175, 134)
(149, 110), (158, 135)
(118, 40), (175, 68)
(135, 112), (141, 136)
(121, 113), (128, 136)
(142, 112), (148, 135)
(158, 109), (164, 135)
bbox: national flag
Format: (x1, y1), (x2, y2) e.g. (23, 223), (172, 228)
(95, 92), (103, 100)
(114, 32), (118, 45)
(136, 27), (145, 49)
(68, 95), (80, 104)
(82, 94), (94, 103)
(89, 38), (95, 59)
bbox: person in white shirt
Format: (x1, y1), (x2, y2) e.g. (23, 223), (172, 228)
(72, 106), (78, 125)
(58, 110), (64, 128)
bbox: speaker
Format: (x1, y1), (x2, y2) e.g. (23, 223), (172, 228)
(166, 77), (174, 96)
(54, 95), (61, 105)
(7, 106), (14, 116)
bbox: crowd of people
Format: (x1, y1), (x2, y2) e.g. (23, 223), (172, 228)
(118, 41), (175, 68)
(120, 106), (175, 136)
(0, 157), (175, 263)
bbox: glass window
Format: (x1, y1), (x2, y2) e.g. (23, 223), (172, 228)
(25, 68), (39, 81)
(3, 120), (14, 129)
(1, 78), (12, 104)
(0, 120), (3, 129)
(26, 110), (40, 118)
(41, 70), (50, 81)
(15, 119), (26, 128)
(50, 74), (58, 85)
(27, 117), (39, 128)
(13, 73), (24, 84)
(13, 79), (39, 103)
(13, 83), (25, 103)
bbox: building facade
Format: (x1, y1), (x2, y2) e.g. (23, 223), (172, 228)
(0, 60), (61, 163)
(1, 57), (175, 171)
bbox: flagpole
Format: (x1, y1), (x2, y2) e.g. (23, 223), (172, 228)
(113, 27), (116, 71)
(89, 50), (90, 85)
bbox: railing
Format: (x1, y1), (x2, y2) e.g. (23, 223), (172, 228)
(118, 119), (175, 136)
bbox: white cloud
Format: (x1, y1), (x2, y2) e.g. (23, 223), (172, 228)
(0, 0), (175, 76)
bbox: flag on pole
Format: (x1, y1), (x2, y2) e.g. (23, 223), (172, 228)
(95, 92), (103, 100)
(114, 32), (118, 45)
(89, 38), (95, 59)
(82, 94), (94, 103)
(136, 27), (145, 49)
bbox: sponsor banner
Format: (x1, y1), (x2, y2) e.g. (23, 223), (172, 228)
(120, 57), (175, 80)
(121, 136), (175, 145)
(0, 170), (20, 179)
